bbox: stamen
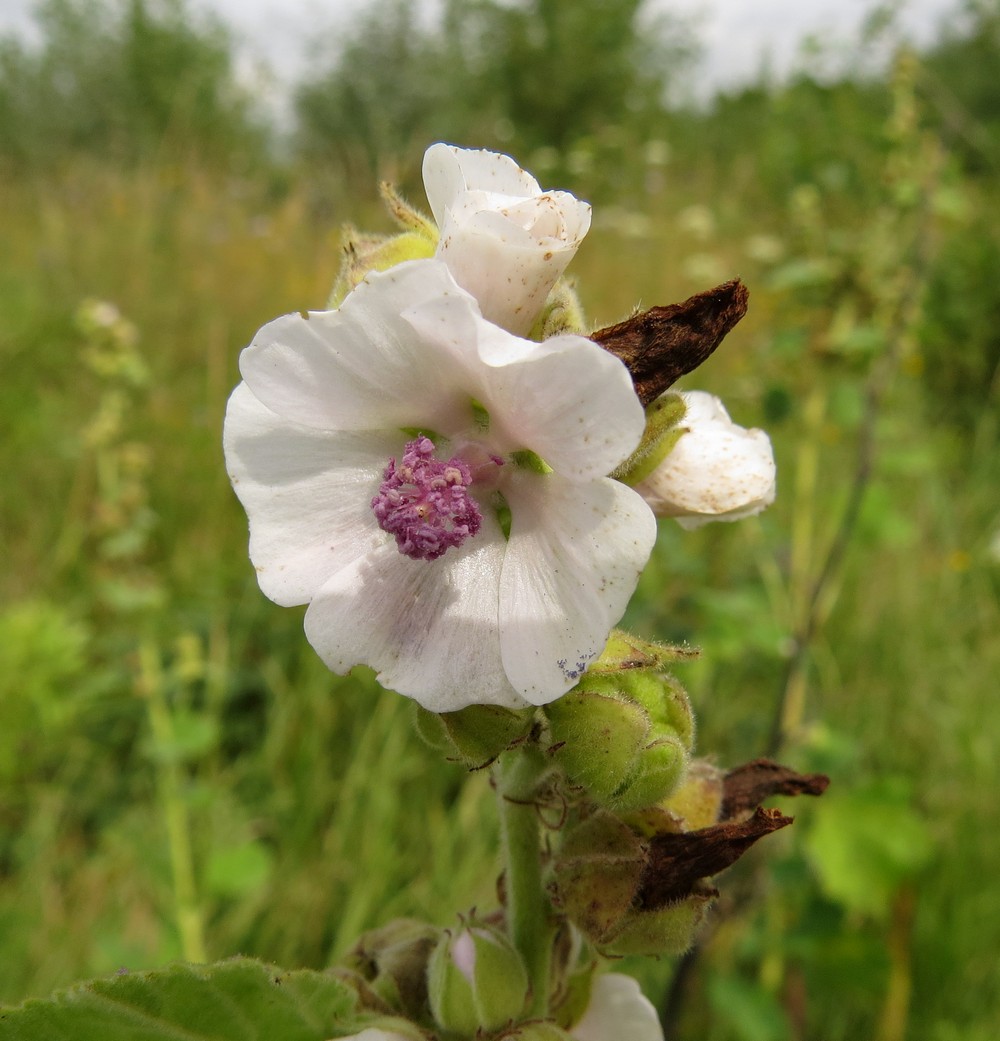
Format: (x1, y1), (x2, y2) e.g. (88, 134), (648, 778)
(372, 436), (483, 561)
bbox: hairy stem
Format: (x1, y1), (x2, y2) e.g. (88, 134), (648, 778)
(495, 746), (553, 1018)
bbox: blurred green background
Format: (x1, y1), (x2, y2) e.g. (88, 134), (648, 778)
(1, 0), (998, 1038)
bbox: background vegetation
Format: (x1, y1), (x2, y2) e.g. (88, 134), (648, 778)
(1, 0), (998, 1038)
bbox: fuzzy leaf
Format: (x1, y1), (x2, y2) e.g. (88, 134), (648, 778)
(0, 958), (359, 1041)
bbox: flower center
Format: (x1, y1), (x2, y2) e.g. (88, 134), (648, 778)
(372, 436), (484, 561)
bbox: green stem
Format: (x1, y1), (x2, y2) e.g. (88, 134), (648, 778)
(139, 639), (208, 963)
(495, 746), (553, 1019)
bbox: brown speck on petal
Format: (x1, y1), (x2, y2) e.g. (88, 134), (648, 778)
(591, 279), (749, 405)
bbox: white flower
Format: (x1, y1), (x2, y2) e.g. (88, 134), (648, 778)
(224, 259), (655, 712)
(422, 143), (592, 336)
(570, 974), (664, 1041)
(635, 391), (776, 530)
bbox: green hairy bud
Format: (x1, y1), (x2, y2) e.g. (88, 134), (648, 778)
(427, 921), (529, 1034)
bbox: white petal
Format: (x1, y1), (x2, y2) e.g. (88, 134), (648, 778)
(570, 974), (664, 1041)
(498, 473), (656, 704)
(223, 383), (396, 606)
(401, 299), (644, 479)
(303, 511), (526, 711)
(238, 260), (473, 432)
(422, 144), (592, 335)
(436, 213), (589, 336)
(423, 143), (541, 226)
(636, 391), (776, 528)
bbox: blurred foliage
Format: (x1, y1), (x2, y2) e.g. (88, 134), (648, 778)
(1, 1), (999, 1040)
(295, 0), (695, 188)
(0, 0), (266, 170)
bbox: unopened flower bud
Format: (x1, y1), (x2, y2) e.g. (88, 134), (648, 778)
(342, 918), (440, 1020)
(328, 229), (436, 308)
(544, 689), (650, 801)
(634, 391), (776, 528)
(611, 734), (688, 813)
(427, 923), (529, 1034)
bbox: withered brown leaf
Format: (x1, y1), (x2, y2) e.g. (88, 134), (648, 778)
(591, 279), (749, 406)
(721, 758), (831, 821)
(637, 806), (792, 910)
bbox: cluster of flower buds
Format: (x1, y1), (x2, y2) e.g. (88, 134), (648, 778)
(336, 913), (665, 1041)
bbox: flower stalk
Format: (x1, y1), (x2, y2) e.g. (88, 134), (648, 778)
(495, 745), (555, 1019)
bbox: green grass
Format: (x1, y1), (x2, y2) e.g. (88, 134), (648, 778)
(1, 141), (998, 1041)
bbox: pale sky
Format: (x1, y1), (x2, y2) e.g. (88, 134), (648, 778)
(0, 0), (964, 103)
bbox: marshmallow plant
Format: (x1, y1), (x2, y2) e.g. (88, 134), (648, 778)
(3, 145), (827, 1041)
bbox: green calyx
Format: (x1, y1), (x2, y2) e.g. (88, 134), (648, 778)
(414, 703), (535, 769)
(613, 391), (688, 485)
(327, 181), (439, 309)
(550, 809), (715, 958)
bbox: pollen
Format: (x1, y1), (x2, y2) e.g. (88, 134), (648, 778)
(372, 436), (483, 561)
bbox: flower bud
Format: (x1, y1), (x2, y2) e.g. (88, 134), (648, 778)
(414, 704), (535, 768)
(544, 689), (650, 802)
(342, 918), (440, 1021)
(611, 735), (688, 813)
(547, 669), (694, 810)
(328, 229), (436, 308)
(634, 391), (776, 528)
(427, 923), (529, 1034)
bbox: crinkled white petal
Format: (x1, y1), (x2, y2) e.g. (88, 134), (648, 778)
(636, 391), (776, 529)
(223, 382), (394, 606)
(401, 296), (644, 478)
(570, 974), (664, 1041)
(303, 508), (525, 711)
(238, 261), (475, 432)
(423, 143), (541, 226)
(422, 143), (592, 335)
(498, 473), (656, 704)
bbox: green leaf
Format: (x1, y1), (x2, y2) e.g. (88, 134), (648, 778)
(803, 778), (934, 919)
(706, 973), (791, 1041)
(0, 958), (359, 1041)
(205, 841), (274, 898)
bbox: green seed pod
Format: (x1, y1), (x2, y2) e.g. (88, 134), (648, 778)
(427, 923), (529, 1035)
(550, 811), (646, 943)
(599, 888), (715, 957)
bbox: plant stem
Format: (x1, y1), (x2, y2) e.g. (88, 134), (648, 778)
(495, 746), (553, 1019)
(138, 639), (208, 963)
